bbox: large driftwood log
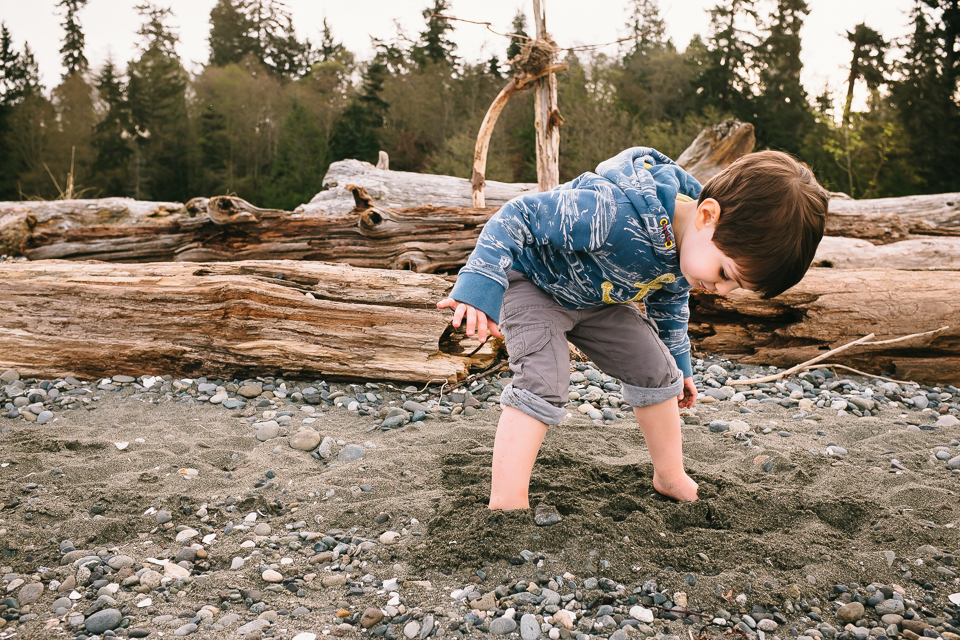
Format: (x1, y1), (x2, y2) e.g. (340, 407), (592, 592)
(676, 119), (756, 183)
(814, 236), (960, 270)
(826, 192), (960, 243)
(0, 260), (501, 382)
(689, 268), (960, 384)
(297, 160), (538, 216)
(21, 197), (496, 272)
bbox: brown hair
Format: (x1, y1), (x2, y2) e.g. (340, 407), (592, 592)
(699, 150), (829, 299)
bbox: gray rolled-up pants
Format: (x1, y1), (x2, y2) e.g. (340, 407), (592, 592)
(498, 270), (683, 425)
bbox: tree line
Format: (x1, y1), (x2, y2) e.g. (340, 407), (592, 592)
(1, 0), (958, 208)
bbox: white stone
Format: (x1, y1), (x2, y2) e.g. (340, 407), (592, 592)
(137, 598), (153, 608)
(175, 528), (199, 542)
(210, 393), (228, 404)
(231, 557), (245, 570)
(262, 569), (284, 583)
(164, 563), (190, 578)
(114, 442), (129, 450)
(629, 606), (654, 623)
(936, 415), (960, 427)
(379, 531), (401, 545)
(292, 634), (318, 640)
(949, 592), (960, 606)
(202, 533), (216, 545)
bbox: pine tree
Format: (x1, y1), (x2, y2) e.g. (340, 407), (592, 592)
(263, 101), (329, 209)
(1, 28), (47, 199)
(246, 1), (309, 78)
(749, 0), (812, 153)
(624, 0), (668, 56)
(91, 59), (132, 195)
(209, 0), (255, 67)
(505, 10), (529, 71)
(126, 3), (193, 200)
(329, 47), (389, 163)
(410, 0), (457, 69)
(695, 0), (758, 115)
(889, 0), (960, 193)
(57, 0), (89, 78)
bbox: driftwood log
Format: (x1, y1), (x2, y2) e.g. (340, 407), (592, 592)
(297, 159), (538, 217)
(0, 260), (502, 382)
(676, 119), (756, 183)
(688, 267), (960, 384)
(814, 236), (960, 270)
(21, 197), (495, 272)
(827, 192), (960, 243)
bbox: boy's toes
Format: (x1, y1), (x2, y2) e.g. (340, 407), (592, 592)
(653, 472), (699, 502)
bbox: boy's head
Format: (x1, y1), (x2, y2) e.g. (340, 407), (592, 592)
(695, 150), (828, 299)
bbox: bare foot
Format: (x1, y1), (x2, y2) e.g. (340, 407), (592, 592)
(653, 471), (699, 501)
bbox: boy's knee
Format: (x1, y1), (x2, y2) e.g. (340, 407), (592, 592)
(500, 384), (566, 426)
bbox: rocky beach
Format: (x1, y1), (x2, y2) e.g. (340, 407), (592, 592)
(0, 357), (958, 640)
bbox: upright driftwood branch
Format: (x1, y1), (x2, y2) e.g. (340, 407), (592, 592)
(531, 0), (561, 192)
(471, 61), (569, 207)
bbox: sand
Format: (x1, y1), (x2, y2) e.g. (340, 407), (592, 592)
(1, 380), (958, 636)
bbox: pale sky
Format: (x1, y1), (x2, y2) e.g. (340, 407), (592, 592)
(1, 0), (913, 108)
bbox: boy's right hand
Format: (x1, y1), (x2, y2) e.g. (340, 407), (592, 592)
(437, 298), (502, 344)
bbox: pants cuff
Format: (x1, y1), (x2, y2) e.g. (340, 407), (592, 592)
(500, 384), (567, 426)
(621, 372), (683, 408)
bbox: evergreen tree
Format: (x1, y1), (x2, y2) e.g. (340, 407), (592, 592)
(91, 59), (132, 195)
(889, 0), (960, 193)
(837, 23), (887, 195)
(749, 0), (812, 153)
(329, 46), (389, 163)
(263, 101), (329, 209)
(624, 0), (668, 56)
(126, 3), (193, 200)
(410, 1), (457, 69)
(1, 29), (46, 199)
(209, 0), (255, 67)
(57, 0), (89, 78)
(695, 0), (758, 115)
(246, 1), (310, 78)
(505, 11), (529, 72)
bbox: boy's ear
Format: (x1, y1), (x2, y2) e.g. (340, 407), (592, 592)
(695, 198), (721, 230)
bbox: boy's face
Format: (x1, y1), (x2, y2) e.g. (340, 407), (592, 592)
(678, 201), (749, 296)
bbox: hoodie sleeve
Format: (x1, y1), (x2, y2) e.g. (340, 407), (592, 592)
(448, 183), (619, 324)
(643, 285), (693, 379)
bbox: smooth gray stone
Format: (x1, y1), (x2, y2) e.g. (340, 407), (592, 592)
(84, 608), (123, 634)
(113, 375), (136, 383)
(520, 613), (541, 639)
(36, 410), (53, 424)
(875, 599), (905, 615)
(947, 455), (960, 470)
(174, 622), (198, 636)
(338, 444), (364, 461)
(489, 617), (518, 635)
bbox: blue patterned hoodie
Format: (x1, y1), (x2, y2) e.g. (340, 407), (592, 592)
(448, 147), (702, 378)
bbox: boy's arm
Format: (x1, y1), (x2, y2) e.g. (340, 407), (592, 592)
(448, 185), (618, 324)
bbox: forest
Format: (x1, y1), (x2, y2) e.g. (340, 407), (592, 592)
(1, 0), (959, 210)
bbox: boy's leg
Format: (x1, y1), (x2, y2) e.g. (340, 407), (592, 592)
(633, 399), (699, 501)
(568, 304), (698, 501)
(489, 406), (549, 510)
(491, 271), (576, 510)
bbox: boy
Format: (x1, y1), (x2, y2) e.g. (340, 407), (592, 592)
(438, 147), (828, 508)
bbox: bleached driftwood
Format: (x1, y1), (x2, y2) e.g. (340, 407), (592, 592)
(676, 119), (756, 183)
(688, 267), (960, 384)
(813, 236), (960, 270)
(827, 192), (960, 243)
(297, 160), (538, 216)
(22, 196), (496, 272)
(0, 260), (501, 382)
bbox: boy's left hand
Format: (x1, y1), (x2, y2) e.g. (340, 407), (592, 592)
(678, 376), (697, 408)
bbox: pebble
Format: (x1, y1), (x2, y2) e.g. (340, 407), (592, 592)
(289, 429), (321, 451)
(520, 613), (540, 639)
(255, 420), (280, 441)
(837, 601), (865, 622)
(338, 444), (364, 461)
(85, 608), (123, 634)
(261, 569), (283, 582)
(489, 616), (518, 635)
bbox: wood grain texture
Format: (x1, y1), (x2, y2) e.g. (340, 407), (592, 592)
(689, 268), (960, 383)
(0, 260), (501, 383)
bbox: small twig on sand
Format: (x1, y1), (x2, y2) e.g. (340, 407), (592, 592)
(728, 326), (949, 386)
(429, 360), (509, 401)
